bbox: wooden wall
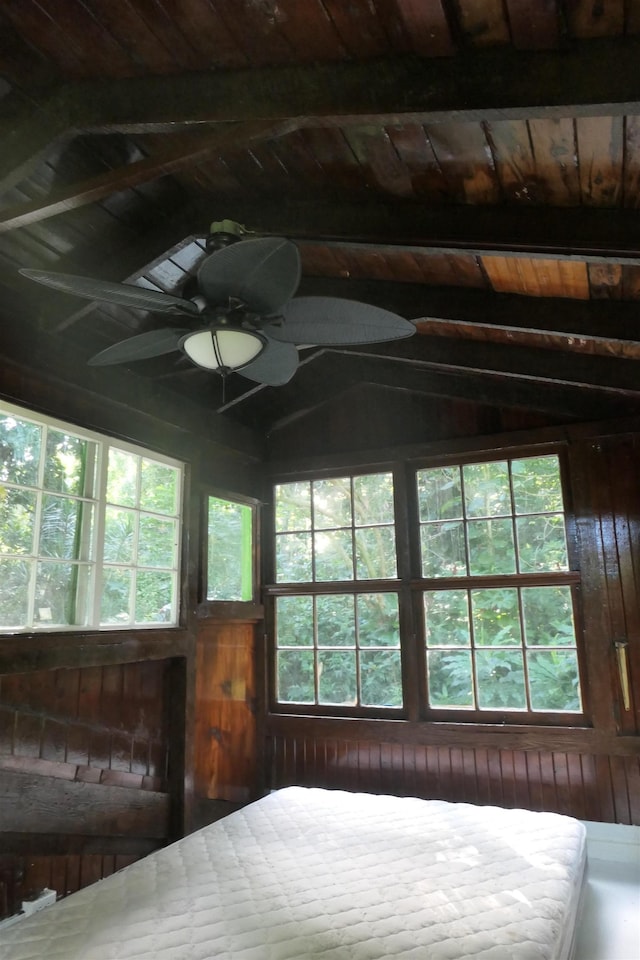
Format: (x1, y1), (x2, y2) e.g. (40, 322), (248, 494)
(263, 399), (640, 826)
(0, 344), (265, 917)
(0, 661), (170, 915)
(194, 615), (263, 807)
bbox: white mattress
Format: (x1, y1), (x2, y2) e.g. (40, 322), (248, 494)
(0, 786), (587, 960)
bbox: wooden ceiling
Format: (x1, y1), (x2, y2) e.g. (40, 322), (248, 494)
(2, 0), (640, 452)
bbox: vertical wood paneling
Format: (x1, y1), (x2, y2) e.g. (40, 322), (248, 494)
(268, 733), (640, 825)
(194, 621), (258, 803)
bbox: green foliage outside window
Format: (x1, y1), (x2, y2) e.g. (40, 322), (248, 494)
(206, 495), (254, 601)
(274, 472), (401, 708)
(419, 455), (581, 714)
(0, 404), (181, 630)
(276, 592), (402, 707)
(271, 454), (583, 719)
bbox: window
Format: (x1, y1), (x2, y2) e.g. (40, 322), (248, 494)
(269, 450), (584, 723)
(206, 494), (255, 601)
(418, 455), (582, 716)
(0, 402), (182, 631)
(272, 473), (402, 709)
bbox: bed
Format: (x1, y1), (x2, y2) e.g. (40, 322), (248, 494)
(0, 786), (587, 960)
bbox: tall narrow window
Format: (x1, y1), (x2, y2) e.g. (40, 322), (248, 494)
(272, 472), (402, 711)
(418, 455), (582, 715)
(206, 494), (255, 601)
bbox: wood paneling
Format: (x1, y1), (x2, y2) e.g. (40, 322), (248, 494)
(194, 620), (260, 804)
(0, 662), (169, 783)
(0, 659), (173, 913)
(268, 730), (640, 825)
(262, 424), (640, 826)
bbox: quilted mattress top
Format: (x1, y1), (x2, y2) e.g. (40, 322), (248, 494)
(0, 786), (586, 960)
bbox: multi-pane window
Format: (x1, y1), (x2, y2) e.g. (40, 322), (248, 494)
(0, 402), (182, 631)
(273, 473), (402, 709)
(270, 451), (584, 723)
(276, 592), (402, 707)
(418, 455), (582, 715)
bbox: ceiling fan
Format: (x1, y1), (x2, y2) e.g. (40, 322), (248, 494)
(19, 221), (416, 387)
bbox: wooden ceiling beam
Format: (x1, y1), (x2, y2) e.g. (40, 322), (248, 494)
(224, 350), (640, 432)
(298, 279), (640, 346)
(232, 201), (640, 265)
(323, 354), (640, 422)
(0, 121), (294, 231)
(345, 336), (640, 397)
(3, 37), (640, 195)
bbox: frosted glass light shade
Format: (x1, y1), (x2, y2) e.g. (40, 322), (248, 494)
(182, 328), (264, 371)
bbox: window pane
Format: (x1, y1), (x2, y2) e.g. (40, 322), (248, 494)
(277, 595), (313, 646)
(355, 526), (397, 579)
(516, 515), (568, 572)
(319, 650), (357, 704)
(0, 487), (36, 554)
(0, 559), (30, 626)
(0, 415), (41, 486)
(103, 507), (135, 564)
(35, 561), (90, 626)
(528, 650), (582, 711)
(100, 567), (132, 624)
(107, 449), (138, 506)
(427, 650), (473, 707)
(140, 459), (178, 515)
(207, 496), (253, 601)
(135, 570), (173, 623)
(467, 518), (516, 575)
(417, 467), (462, 521)
(353, 473), (394, 525)
(475, 649), (526, 709)
(471, 588), (521, 646)
(522, 586), (575, 646)
(360, 650), (402, 706)
(44, 431), (93, 497)
(512, 455), (563, 514)
(275, 482), (311, 532)
(276, 532), (312, 582)
(424, 590), (470, 647)
(316, 594), (354, 647)
(357, 593), (399, 648)
(40, 495), (92, 560)
(277, 650), (314, 702)
(313, 477), (352, 529)
(138, 515), (176, 568)
(421, 520), (466, 577)
(314, 529), (353, 581)
(464, 461), (511, 517)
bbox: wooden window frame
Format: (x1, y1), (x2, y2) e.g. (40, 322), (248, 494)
(265, 444), (589, 728)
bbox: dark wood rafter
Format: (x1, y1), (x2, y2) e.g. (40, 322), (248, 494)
(4, 37), (640, 197)
(234, 202), (640, 266)
(347, 337), (640, 396)
(0, 121), (298, 233)
(298, 279), (640, 346)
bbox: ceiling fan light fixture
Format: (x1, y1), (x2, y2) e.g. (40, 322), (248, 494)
(181, 327), (265, 373)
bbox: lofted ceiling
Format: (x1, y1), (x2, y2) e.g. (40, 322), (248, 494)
(2, 0), (640, 454)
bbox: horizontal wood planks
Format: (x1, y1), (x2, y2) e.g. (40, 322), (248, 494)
(0, 660), (173, 916)
(0, 662), (169, 784)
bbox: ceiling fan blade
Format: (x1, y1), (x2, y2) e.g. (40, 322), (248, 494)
(197, 237), (301, 315)
(238, 338), (299, 385)
(264, 297), (416, 345)
(20, 269), (200, 316)
(87, 328), (190, 366)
